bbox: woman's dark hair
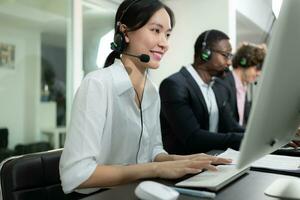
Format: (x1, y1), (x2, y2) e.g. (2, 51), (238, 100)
(104, 0), (175, 68)
(194, 29), (229, 62)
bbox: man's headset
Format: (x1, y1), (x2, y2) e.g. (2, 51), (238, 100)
(239, 57), (248, 67)
(200, 30), (230, 73)
(238, 43), (263, 68)
(200, 30), (212, 62)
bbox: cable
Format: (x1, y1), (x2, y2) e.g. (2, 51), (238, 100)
(135, 69), (148, 163)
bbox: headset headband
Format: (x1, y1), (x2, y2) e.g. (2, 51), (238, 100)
(117, 0), (141, 27)
(202, 30), (211, 49)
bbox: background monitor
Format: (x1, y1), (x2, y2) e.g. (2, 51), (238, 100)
(237, 0), (300, 198)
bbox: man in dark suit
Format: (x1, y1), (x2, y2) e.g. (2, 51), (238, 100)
(221, 69), (251, 127)
(160, 30), (244, 155)
(222, 43), (266, 127)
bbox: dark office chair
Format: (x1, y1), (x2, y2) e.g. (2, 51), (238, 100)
(14, 142), (53, 156)
(0, 128), (14, 162)
(0, 128), (9, 149)
(0, 149), (93, 200)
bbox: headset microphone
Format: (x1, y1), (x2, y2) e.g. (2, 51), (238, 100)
(139, 54), (150, 63)
(110, 42), (150, 63)
(224, 67), (230, 73)
(122, 52), (150, 63)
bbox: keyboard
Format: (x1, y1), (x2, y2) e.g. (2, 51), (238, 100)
(176, 165), (249, 191)
(273, 147), (300, 157)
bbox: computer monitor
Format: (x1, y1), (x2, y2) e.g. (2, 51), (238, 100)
(237, 0), (300, 199)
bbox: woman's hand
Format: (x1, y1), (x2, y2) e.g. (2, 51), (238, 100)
(288, 140), (300, 149)
(173, 153), (232, 165)
(153, 159), (214, 179)
(288, 127), (300, 148)
(153, 153), (231, 179)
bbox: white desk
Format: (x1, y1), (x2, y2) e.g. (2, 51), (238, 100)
(41, 127), (66, 149)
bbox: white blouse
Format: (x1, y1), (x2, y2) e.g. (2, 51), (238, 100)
(59, 59), (167, 194)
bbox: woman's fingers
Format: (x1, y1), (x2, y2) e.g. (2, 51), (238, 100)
(179, 153), (232, 166)
(184, 167), (203, 174)
(187, 160), (218, 171)
(157, 159), (222, 179)
(191, 155), (232, 165)
(212, 157), (232, 164)
(290, 141), (300, 148)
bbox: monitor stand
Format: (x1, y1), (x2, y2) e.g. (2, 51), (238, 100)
(264, 178), (300, 199)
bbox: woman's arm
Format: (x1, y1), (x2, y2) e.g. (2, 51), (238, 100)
(80, 153), (232, 189)
(79, 163), (158, 188)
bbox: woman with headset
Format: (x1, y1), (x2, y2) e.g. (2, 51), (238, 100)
(60, 0), (231, 194)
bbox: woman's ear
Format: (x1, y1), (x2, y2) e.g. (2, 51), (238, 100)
(119, 24), (130, 43)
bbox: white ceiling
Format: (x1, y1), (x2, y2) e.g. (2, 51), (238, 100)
(0, 0), (273, 48)
(0, 0), (115, 46)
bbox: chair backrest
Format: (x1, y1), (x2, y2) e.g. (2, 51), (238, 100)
(0, 149), (90, 200)
(14, 142), (52, 156)
(0, 129), (8, 149)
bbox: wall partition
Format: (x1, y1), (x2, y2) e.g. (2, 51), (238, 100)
(0, 0), (117, 159)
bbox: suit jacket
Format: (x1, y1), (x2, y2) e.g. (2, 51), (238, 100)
(221, 71), (251, 126)
(159, 67), (244, 155)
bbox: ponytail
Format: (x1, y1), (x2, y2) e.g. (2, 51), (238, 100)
(104, 51), (121, 68)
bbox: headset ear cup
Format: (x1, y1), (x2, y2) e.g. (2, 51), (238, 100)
(111, 32), (126, 53)
(200, 30), (212, 62)
(240, 57), (247, 67)
(201, 48), (211, 62)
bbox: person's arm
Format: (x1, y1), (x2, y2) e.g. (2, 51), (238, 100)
(159, 78), (243, 153)
(79, 161), (210, 188)
(59, 76), (109, 194)
(79, 163), (158, 188)
(80, 153), (232, 188)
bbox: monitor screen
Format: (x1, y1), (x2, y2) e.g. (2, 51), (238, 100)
(237, 0), (300, 169)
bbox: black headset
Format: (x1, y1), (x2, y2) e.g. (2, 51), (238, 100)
(239, 43), (259, 68)
(239, 57), (248, 67)
(200, 30), (212, 62)
(110, 0), (141, 53)
(110, 0), (147, 164)
(134, 73), (147, 164)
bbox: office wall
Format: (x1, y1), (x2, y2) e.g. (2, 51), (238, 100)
(151, 0), (235, 86)
(0, 22), (41, 148)
(83, 13), (114, 74)
(237, 0), (273, 32)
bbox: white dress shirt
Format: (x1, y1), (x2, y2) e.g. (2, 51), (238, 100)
(186, 65), (219, 132)
(59, 59), (166, 194)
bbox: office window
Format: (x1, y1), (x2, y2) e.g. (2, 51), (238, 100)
(0, 0), (70, 158)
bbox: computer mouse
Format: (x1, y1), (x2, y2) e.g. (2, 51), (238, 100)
(134, 181), (179, 200)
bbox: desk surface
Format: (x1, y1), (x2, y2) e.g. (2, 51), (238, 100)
(81, 170), (293, 200)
